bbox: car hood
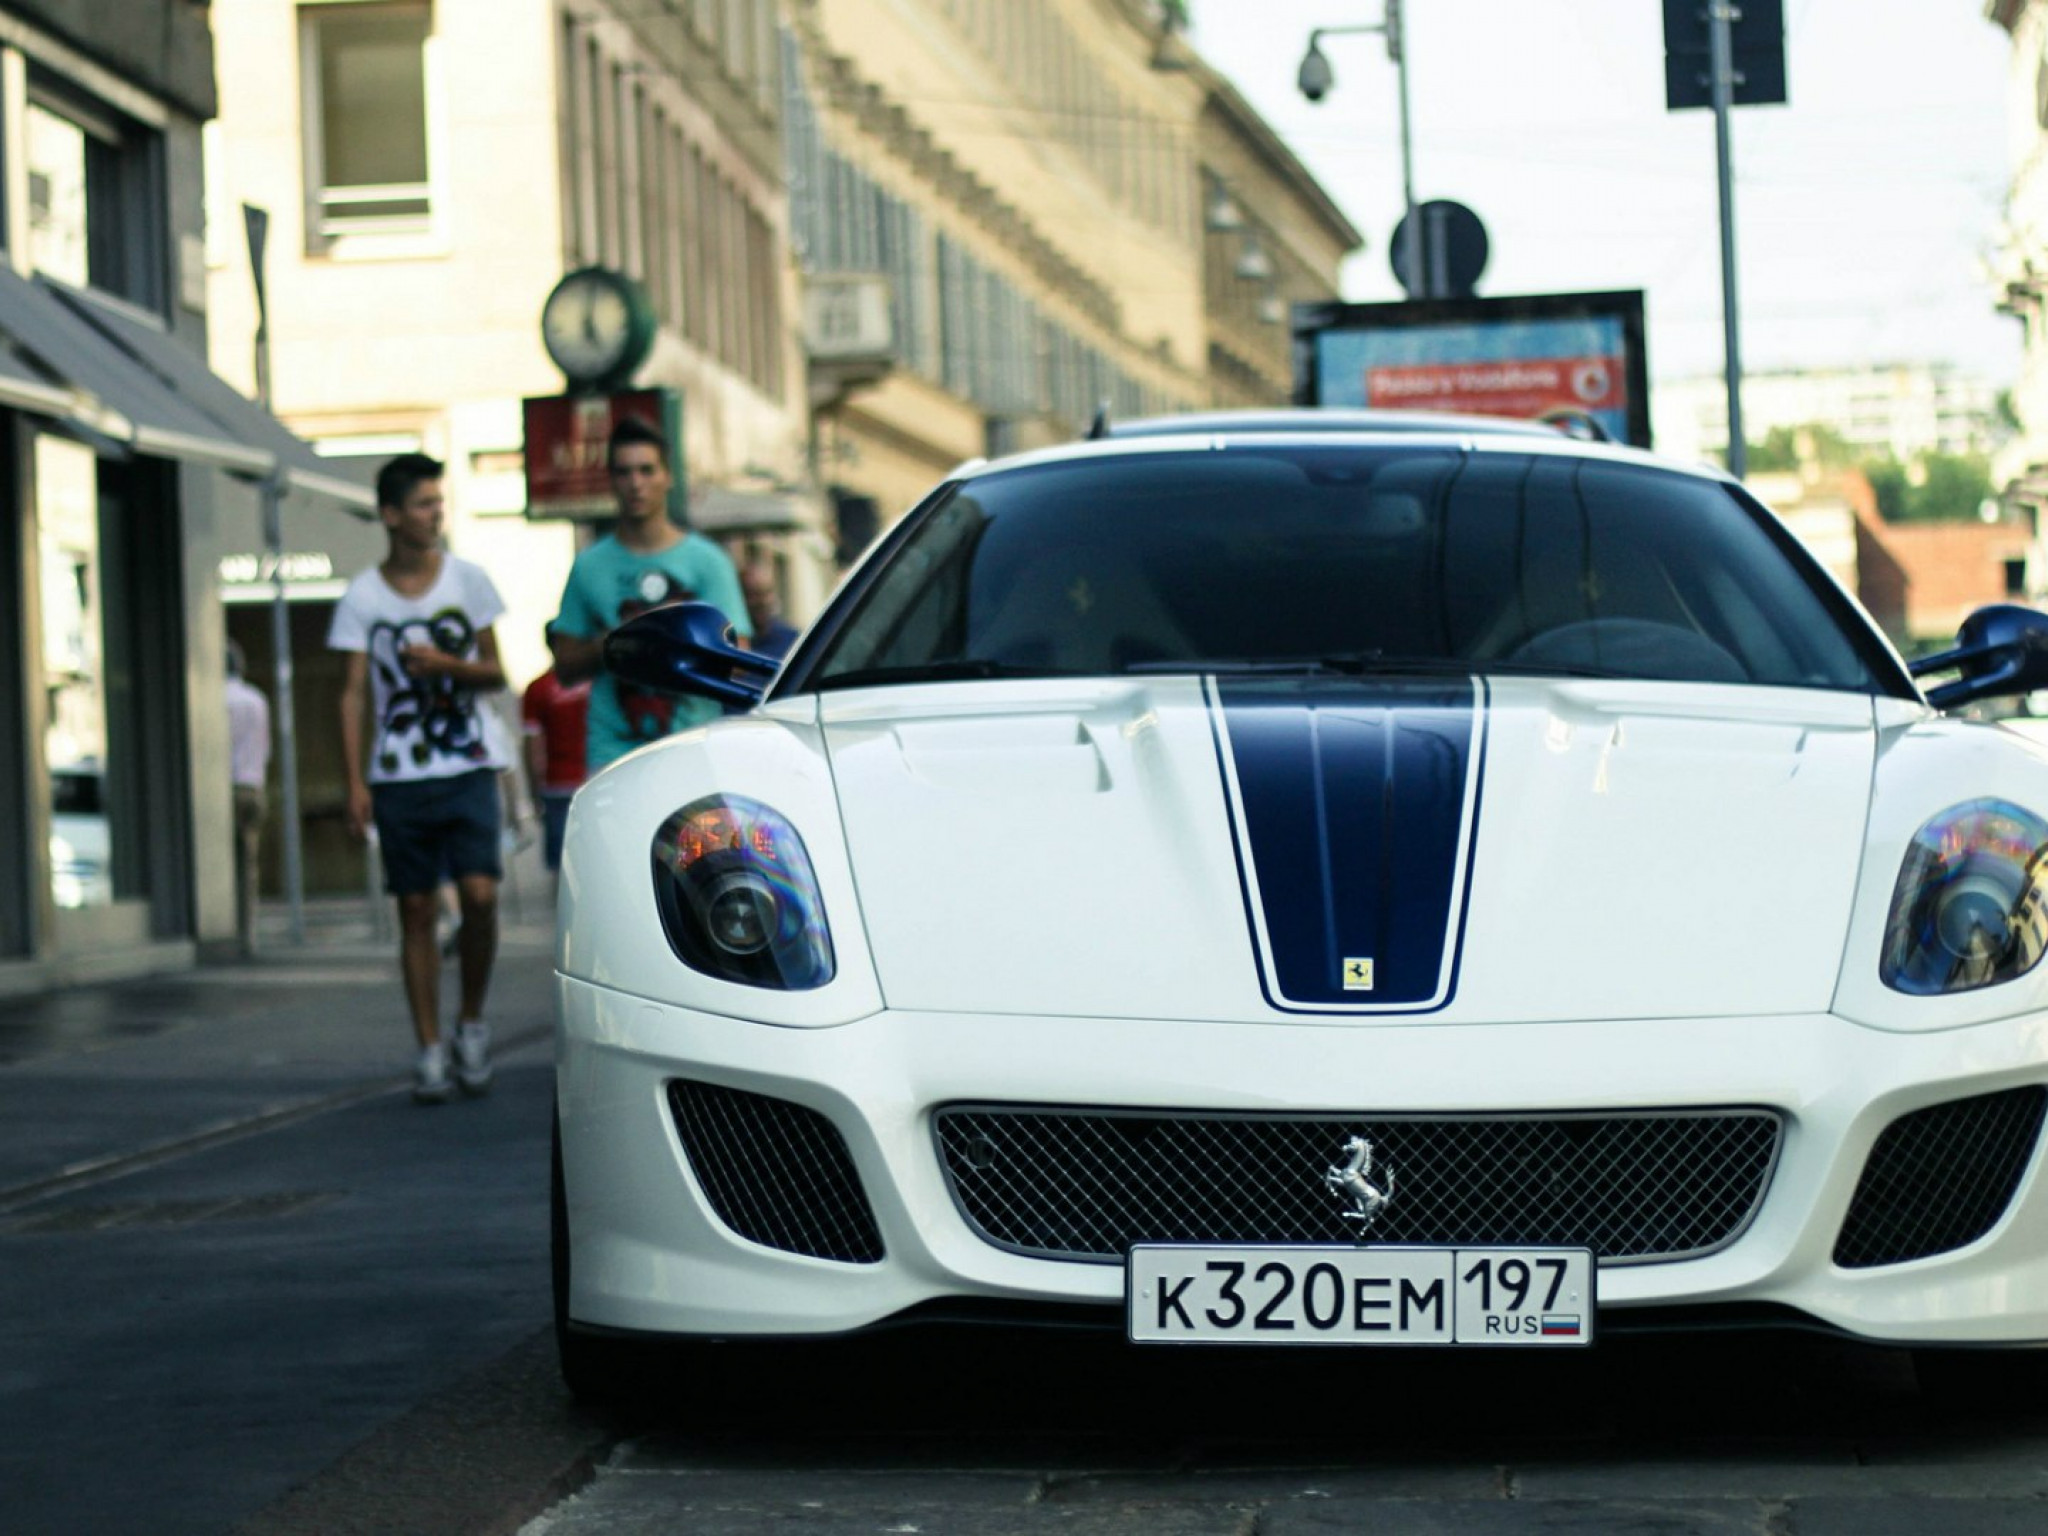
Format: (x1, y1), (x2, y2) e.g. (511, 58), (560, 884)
(820, 676), (1880, 1023)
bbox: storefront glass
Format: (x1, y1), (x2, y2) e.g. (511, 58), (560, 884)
(38, 435), (114, 909)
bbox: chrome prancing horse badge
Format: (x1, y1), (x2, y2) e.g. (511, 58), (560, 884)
(1326, 1136), (1394, 1236)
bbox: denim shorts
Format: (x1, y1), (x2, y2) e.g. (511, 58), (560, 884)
(540, 791), (574, 872)
(371, 769), (502, 895)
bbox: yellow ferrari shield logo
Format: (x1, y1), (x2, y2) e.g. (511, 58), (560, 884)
(1342, 957), (1375, 991)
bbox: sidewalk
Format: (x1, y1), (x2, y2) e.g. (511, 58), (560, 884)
(0, 883), (558, 1208)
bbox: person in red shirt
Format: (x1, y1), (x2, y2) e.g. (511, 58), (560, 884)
(521, 625), (589, 886)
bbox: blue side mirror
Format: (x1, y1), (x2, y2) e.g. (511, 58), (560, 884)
(602, 603), (778, 708)
(1910, 603), (2048, 710)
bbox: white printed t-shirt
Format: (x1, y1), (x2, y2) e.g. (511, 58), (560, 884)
(326, 555), (512, 785)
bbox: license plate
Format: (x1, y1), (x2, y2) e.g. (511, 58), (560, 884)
(1127, 1244), (1594, 1346)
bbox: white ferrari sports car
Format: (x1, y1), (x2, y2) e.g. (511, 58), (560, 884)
(553, 409), (2048, 1397)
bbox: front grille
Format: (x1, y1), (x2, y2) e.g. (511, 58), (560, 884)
(667, 1080), (885, 1264)
(1833, 1086), (2047, 1269)
(935, 1106), (1781, 1265)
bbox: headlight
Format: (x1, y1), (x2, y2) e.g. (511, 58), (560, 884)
(1881, 799), (2048, 995)
(651, 795), (835, 990)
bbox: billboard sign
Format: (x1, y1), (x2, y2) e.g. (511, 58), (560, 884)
(523, 387), (685, 521)
(1293, 291), (1650, 449)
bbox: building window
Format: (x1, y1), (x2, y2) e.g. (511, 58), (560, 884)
(560, 12), (597, 266)
(23, 89), (165, 308)
(25, 104), (88, 286)
(597, 57), (621, 266)
(301, 2), (434, 242)
(752, 3), (778, 114)
(616, 72), (643, 280)
(722, 0), (749, 83)
(679, 142), (702, 347)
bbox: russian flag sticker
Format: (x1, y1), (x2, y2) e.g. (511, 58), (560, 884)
(1540, 1314), (1582, 1337)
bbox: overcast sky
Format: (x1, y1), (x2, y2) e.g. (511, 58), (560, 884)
(1187, 0), (2020, 387)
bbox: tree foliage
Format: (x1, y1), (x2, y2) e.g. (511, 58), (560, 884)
(1863, 458), (1909, 522)
(1902, 452), (1994, 524)
(1740, 425), (1993, 524)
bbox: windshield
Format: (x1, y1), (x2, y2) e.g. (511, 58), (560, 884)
(802, 446), (1893, 694)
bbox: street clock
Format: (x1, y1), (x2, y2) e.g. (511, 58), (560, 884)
(540, 266), (656, 389)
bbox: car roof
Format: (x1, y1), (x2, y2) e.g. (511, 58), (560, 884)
(950, 409), (1717, 485)
(1102, 408), (1561, 440)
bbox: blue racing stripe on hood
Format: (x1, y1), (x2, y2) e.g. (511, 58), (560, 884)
(1211, 676), (1484, 1010)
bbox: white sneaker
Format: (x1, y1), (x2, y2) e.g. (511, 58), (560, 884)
(413, 1041), (454, 1104)
(453, 1020), (493, 1095)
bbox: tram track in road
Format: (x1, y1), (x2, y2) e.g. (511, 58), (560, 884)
(0, 1019), (556, 1217)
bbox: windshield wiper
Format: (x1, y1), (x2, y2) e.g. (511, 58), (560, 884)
(814, 659), (1081, 691)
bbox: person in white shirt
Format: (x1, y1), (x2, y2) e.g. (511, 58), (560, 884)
(328, 453), (510, 1103)
(224, 640), (271, 958)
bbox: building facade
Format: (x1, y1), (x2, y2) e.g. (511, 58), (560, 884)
(1990, 1), (2048, 519)
(206, 0), (811, 894)
(0, 1), (372, 992)
(1195, 71), (1358, 409)
(1652, 362), (2008, 472)
(1750, 466), (2031, 650)
(199, 0), (1356, 902)
(782, 0), (1356, 534)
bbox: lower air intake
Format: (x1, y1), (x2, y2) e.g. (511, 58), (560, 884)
(1833, 1086), (2047, 1269)
(667, 1079), (884, 1264)
(934, 1105), (1781, 1265)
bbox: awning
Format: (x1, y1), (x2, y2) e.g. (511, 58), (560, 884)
(0, 264), (373, 512)
(0, 343), (77, 418)
(690, 484), (822, 533)
(50, 282), (373, 511)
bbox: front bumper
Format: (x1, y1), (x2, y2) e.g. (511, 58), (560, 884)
(555, 974), (2048, 1345)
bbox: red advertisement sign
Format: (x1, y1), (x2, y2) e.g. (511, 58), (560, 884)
(1364, 354), (1624, 420)
(523, 389), (674, 519)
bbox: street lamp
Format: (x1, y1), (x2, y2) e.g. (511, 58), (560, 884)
(1296, 2), (1423, 299)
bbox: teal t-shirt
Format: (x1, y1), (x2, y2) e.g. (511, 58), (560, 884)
(554, 531), (752, 770)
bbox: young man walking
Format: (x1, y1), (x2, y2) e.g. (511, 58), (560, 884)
(330, 453), (511, 1103)
(551, 416), (750, 772)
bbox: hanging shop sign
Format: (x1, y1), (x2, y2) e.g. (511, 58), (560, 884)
(522, 386), (687, 522)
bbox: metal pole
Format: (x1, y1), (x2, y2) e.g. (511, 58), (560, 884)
(245, 204), (304, 944)
(260, 476), (303, 944)
(1709, 2), (1746, 478)
(1389, 1), (1424, 298)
